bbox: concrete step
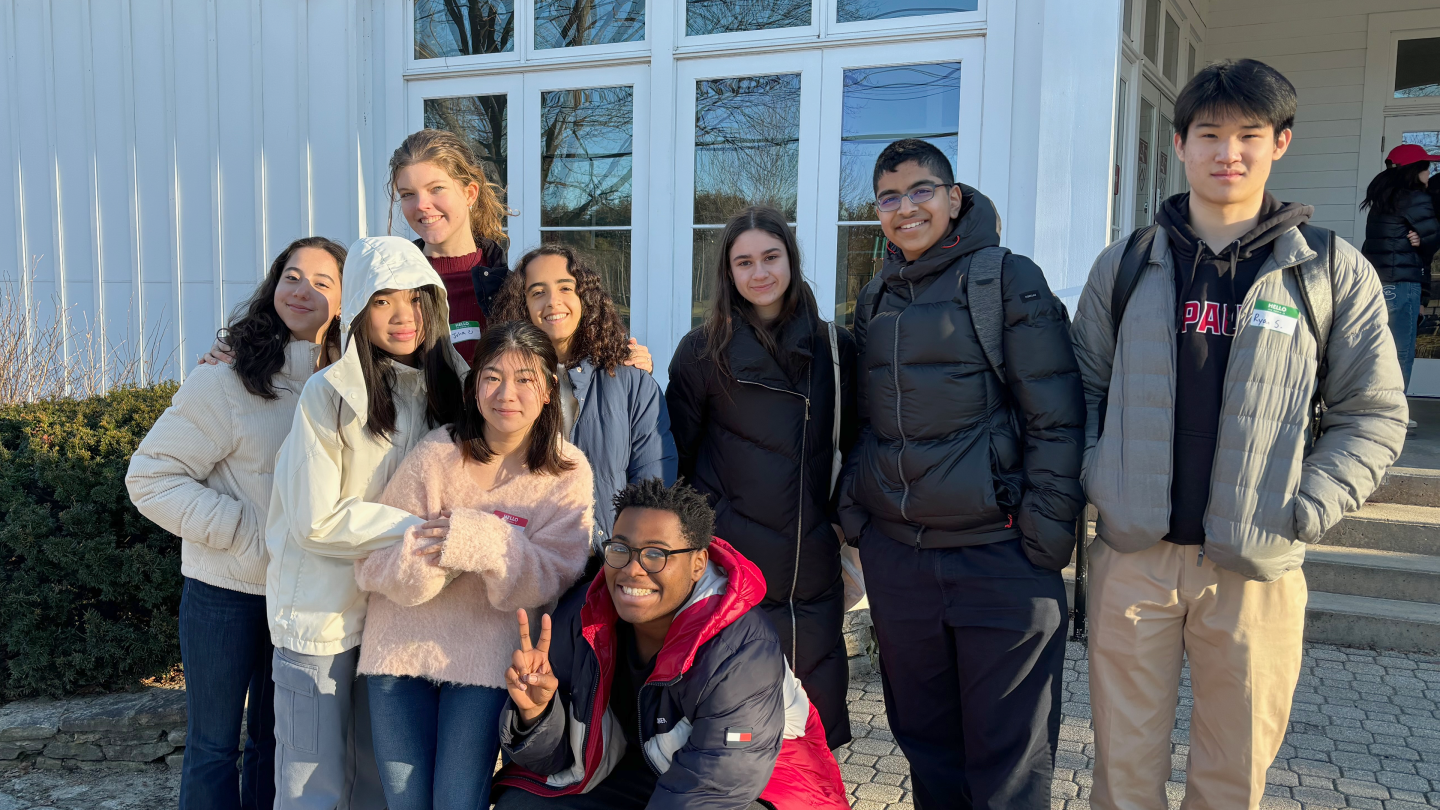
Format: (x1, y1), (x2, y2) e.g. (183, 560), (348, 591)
(1317, 503), (1440, 556)
(1370, 466), (1440, 509)
(1302, 546), (1440, 605)
(1304, 592), (1440, 654)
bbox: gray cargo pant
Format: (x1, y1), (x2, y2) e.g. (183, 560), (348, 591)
(272, 646), (386, 810)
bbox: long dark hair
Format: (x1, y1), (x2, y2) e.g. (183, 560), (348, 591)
(490, 244), (630, 375)
(702, 206), (819, 381)
(220, 237), (346, 400)
(448, 320), (576, 476)
(348, 285), (463, 441)
(1362, 161), (1430, 215)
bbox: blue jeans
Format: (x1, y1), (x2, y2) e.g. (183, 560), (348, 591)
(177, 577), (275, 810)
(1383, 281), (1421, 391)
(368, 674), (509, 810)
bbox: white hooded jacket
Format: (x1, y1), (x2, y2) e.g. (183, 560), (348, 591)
(265, 236), (469, 655)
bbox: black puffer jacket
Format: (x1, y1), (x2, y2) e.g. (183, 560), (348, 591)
(838, 185), (1085, 569)
(665, 309), (858, 749)
(1361, 188), (1440, 285)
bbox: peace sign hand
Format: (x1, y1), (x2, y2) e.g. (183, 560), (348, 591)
(505, 609), (558, 725)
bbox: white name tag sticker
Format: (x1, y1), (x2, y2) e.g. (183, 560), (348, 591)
(449, 320), (481, 343)
(1249, 300), (1299, 336)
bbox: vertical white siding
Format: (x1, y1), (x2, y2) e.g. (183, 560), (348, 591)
(0, 0), (387, 382)
(1206, 2), (1434, 243)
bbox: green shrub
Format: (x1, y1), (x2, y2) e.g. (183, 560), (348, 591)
(0, 383), (181, 699)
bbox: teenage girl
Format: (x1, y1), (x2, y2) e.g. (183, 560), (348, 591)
(265, 235), (466, 809)
(127, 237), (345, 810)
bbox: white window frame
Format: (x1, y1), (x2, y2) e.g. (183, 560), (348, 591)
(811, 37), (985, 319)
(1360, 10), (1440, 239)
(678, 0), (821, 49)
(824, 0), (985, 40)
(524, 0), (651, 64)
(407, 0), (524, 72)
(406, 0), (650, 75)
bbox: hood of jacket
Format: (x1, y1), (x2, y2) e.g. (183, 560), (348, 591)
(580, 536), (767, 684)
(324, 236), (468, 427)
(879, 183), (1003, 287)
(1158, 192), (1314, 279)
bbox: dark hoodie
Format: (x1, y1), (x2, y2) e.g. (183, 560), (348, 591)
(1156, 193), (1313, 544)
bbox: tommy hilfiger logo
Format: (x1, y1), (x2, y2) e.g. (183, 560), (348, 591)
(724, 728), (753, 747)
(1180, 301), (1240, 336)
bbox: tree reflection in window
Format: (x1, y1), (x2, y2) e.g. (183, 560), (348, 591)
(836, 0), (977, 23)
(692, 74), (801, 325)
(414, 0), (514, 59)
(685, 0), (808, 36)
(541, 87), (635, 323)
(535, 0), (645, 50)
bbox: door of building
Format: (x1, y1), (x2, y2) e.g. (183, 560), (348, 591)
(1133, 78), (1178, 229)
(1383, 113), (1440, 396)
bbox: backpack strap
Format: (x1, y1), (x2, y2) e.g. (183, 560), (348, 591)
(1112, 225), (1159, 339)
(1293, 223), (1336, 439)
(965, 246), (1012, 382)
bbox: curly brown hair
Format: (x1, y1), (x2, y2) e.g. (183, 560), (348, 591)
(490, 244), (631, 375)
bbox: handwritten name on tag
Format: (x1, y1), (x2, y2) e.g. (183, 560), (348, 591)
(1249, 300), (1299, 336)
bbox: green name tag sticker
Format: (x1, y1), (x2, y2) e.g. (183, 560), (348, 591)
(449, 320), (481, 343)
(1249, 300), (1299, 336)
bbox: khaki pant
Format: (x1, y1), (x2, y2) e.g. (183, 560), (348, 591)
(1089, 540), (1307, 810)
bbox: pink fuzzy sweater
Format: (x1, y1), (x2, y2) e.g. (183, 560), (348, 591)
(354, 428), (595, 688)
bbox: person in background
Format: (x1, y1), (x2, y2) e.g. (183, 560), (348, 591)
(1073, 59), (1408, 810)
(387, 127), (653, 372)
(664, 206), (857, 749)
(838, 139), (1085, 809)
(127, 237), (346, 810)
(491, 478), (849, 810)
(1360, 141), (1440, 422)
(265, 236), (467, 810)
(490, 244), (676, 548)
(354, 320), (595, 810)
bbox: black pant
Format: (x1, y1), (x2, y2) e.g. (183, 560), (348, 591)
(859, 528), (1067, 810)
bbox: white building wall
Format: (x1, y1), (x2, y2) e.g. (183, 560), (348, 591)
(0, 0), (394, 382)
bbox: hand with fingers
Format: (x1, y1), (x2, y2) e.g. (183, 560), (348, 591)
(506, 609), (559, 726)
(411, 509), (452, 566)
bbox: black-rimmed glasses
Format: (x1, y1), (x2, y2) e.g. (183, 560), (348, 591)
(602, 540), (698, 574)
(876, 182), (955, 212)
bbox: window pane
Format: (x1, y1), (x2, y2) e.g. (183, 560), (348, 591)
(1188, 42), (1197, 79)
(1142, 0), (1159, 63)
(836, 0), (976, 23)
(1162, 13), (1180, 82)
(1123, 0), (1134, 39)
(693, 74), (801, 224)
(541, 86), (633, 228)
(834, 225), (887, 327)
(535, 0), (645, 50)
(1134, 98), (1155, 227)
(1157, 113), (1173, 206)
(1395, 37), (1440, 98)
(1110, 78), (1127, 244)
(542, 230), (632, 326)
(686, 0), (808, 36)
(424, 96), (508, 192)
(414, 0), (514, 59)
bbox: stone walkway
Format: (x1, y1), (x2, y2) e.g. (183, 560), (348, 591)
(3, 641), (1438, 809)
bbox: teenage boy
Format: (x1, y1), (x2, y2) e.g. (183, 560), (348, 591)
(491, 479), (847, 810)
(837, 139), (1086, 809)
(1072, 59), (1408, 810)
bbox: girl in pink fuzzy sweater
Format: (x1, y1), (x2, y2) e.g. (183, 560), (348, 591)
(355, 320), (594, 810)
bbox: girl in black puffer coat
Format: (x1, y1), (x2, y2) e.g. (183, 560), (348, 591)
(666, 206), (858, 749)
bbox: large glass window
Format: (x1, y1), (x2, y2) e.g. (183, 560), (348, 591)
(1134, 97), (1155, 227)
(535, 0), (645, 50)
(1111, 77), (1128, 243)
(832, 63), (961, 326)
(1396, 37), (1440, 98)
(541, 86), (635, 323)
(836, 0), (977, 24)
(1162, 13), (1180, 83)
(1142, 0), (1160, 64)
(1188, 42), (1197, 79)
(686, 0), (809, 36)
(423, 95), (509, 200)
(1122, 0), (1134, 39)
(414, 0), (515, 59)
(691, 74), (801, 325)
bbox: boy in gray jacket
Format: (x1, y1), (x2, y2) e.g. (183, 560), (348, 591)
(1072, 59), (1407, 810)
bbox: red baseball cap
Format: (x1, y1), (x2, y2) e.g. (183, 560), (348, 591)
(1387, 143), (1439, 166)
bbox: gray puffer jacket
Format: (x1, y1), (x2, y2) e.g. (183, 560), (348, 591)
(839, 186), (1086, 569)
(1073, 226), (1408, 581)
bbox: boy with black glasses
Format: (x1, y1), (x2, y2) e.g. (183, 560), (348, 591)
(492, 478), (847, 810)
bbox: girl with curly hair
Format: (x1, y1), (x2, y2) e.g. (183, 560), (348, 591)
(490, 244), (676, 545)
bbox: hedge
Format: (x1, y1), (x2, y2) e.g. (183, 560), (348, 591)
(0, 383), (181, 700)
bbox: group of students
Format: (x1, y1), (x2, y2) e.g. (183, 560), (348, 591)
(124, 56), (1409, 810)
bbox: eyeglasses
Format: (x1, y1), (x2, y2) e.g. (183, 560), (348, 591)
(876, 183), (955, 213)
(602, 540), (698, 574)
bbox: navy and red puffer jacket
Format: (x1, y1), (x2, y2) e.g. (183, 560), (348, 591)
(494, 538), (848, 810)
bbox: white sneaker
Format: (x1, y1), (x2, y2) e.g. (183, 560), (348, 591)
(1408, 419), (1419, 430)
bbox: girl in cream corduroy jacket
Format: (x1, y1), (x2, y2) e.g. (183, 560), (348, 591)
(354, 429), (594, 687)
